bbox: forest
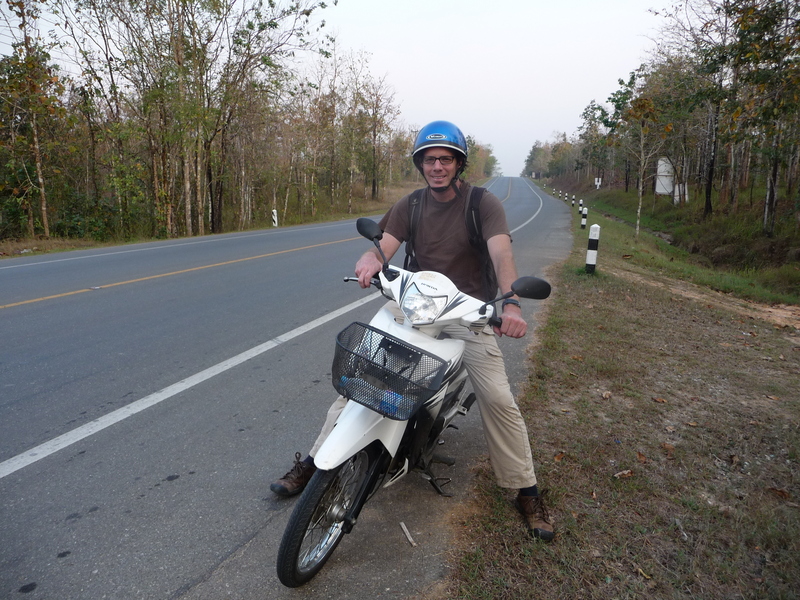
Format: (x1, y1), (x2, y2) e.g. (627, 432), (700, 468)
(523, 0), (800, 245)
(3, 0), (799, 253)
(0, 0), (498, 242)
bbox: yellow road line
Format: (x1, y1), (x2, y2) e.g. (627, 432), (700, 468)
(1, 237), (360, 310)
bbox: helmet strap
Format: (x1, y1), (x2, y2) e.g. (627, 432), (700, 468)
(429, 177), (462, 195)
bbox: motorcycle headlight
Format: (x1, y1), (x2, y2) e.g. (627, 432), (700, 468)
(400, 284), (447, 325)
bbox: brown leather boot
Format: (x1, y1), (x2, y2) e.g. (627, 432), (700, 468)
(270, 452), (316, 497)
(515, 492), (554, 542)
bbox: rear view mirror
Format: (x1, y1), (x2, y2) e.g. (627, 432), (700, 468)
(511, 277), (551, 300)
(356, 218), (383, 242)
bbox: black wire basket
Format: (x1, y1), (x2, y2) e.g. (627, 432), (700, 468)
(332, 322), (447, 420)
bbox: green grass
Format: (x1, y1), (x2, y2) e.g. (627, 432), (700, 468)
(567, 185), (800, 303)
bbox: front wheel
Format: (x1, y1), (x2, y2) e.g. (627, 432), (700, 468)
(276, 447), (376, 587)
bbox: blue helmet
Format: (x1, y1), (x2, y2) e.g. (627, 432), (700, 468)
(412, 121), (468, 178)
(412, 120), (468, 159)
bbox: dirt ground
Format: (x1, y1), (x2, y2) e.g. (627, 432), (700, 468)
(608, 267), (800, 330)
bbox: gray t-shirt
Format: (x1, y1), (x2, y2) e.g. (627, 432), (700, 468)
(379, 182), (510, 300)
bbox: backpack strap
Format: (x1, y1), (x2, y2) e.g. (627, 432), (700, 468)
(465, 186), (485, 249)
(465, 186), (499, 300)
(403, 188), (424, 271)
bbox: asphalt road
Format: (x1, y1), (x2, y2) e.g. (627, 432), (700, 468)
(0, 178), (572, 599)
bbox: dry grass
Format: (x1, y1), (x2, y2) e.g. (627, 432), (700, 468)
(0, 237), (110, 258)
(422, 213), (800, 600)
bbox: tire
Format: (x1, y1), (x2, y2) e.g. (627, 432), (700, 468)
(276, 447), (376, 588)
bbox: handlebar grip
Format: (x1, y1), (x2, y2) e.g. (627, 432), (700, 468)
(488, 316), (502, 329)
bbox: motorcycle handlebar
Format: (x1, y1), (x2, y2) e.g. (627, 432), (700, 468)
(343, 276), (382, 289)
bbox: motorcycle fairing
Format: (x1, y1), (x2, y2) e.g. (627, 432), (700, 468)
(313, 400), (406, 470)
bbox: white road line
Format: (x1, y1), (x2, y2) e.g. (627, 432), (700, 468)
(0, 292), (381, 479)
(511, 178), (545, 233)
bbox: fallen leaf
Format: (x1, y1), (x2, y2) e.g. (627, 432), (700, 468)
(729, 455), (740, 466)
(765, 395), (780, 401)
(719, 342), (733, 347)
(768, 487), (791, 500)
(613, 469), (633, 479)
(602, 391), (612, 399)
(661, 443), (675, 457)
(592, 490), (597, 500)
(652, 397), (667, 403)
(637, 567), (651, 579)
(554, 451), (566, 462)
(637, 451), (648, 463)
(686, 421), (698, 427)
(665, 426), (676, 433)
(622, 254), (633, 259)
(571, 355), (584, 361)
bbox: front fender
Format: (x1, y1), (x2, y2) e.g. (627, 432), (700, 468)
(313, 401), (407, 471)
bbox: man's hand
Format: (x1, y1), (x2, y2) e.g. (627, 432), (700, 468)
(354, 251), (383, 288)
(494, 304), (527, 338)
(353, 232), (401, 288)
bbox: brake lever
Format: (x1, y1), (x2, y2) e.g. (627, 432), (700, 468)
(343, 276), (382, 290)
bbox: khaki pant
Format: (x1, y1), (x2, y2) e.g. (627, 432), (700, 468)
(310, 304), (537, 490)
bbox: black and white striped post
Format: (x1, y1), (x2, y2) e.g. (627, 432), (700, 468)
(578, 198), (583, 212)
(581, 207), (588, 229)
(272, 209), (278, 227)
(586, 224), (600, 273)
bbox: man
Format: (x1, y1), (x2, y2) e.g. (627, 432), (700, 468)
(271, 120), (553, 542)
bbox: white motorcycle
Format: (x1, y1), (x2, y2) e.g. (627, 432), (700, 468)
(276, 218), (551, 587)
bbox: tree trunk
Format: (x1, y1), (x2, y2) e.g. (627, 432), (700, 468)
(636, 130), (644, 237)
(30, 112), (50, 237)
(704, 102), (719, 218)
(763, 130), (781, 237)
(195, 132), (204, 236)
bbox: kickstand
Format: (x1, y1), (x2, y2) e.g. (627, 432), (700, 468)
(421, 469), (453, 497)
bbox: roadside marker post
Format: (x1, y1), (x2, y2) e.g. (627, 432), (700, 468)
(272, 209), (278, 227)
(586, 224), (600, 274)
(581, 207), (588, 229)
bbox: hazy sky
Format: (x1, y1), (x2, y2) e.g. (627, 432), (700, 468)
(323, 0), (671, 175)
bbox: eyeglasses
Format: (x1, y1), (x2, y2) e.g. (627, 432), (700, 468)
(421, 155), (457, 166)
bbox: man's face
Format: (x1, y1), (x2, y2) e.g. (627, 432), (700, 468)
(421, 147), (459, 189)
